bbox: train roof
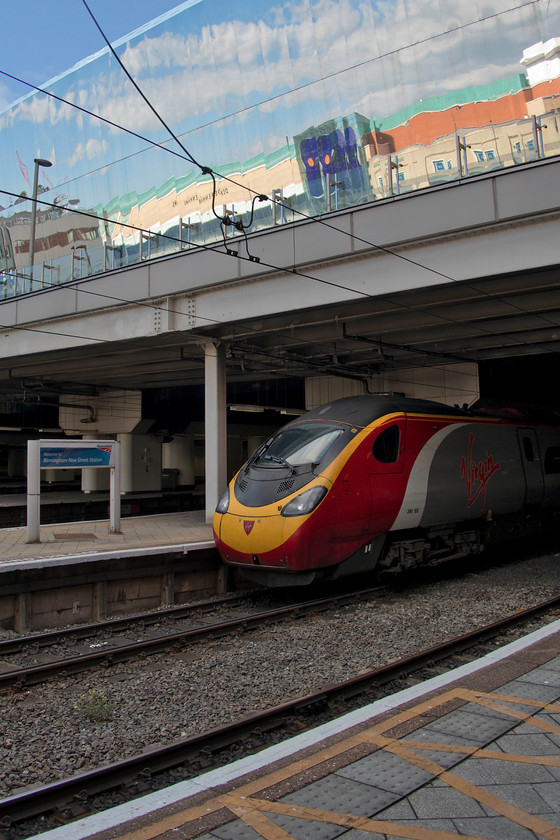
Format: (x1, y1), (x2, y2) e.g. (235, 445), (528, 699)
(295, 395), (560, 427)
(298, 395), (469, 426)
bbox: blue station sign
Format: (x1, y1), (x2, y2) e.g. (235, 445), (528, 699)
(40, 444), (115, 469)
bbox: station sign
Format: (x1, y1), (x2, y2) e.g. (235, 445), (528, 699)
(40, 444), (116, 469)
(27, 439), (121, 543)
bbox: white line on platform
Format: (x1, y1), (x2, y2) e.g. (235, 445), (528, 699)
(0, 541), (216, 572)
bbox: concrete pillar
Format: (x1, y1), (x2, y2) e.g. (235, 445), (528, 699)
(14, 592), (30, 633)
(92, 581), (107, 621)
(82, 434), (110, 493)
(204, 341), (227, 522)
(162, 435), (195, 486)
(161, 572), (175, 606)
(118, 433), (162, 493)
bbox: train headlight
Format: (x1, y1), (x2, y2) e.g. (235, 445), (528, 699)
(281, 485), (328, 517)
(215, 487), (230, 514)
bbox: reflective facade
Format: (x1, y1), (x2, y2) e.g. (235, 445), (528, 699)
(0, 0), (559, 294)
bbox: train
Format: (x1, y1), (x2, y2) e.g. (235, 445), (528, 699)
(212, 395), (560, 586)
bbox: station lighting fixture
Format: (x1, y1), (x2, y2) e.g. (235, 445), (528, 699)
(228, 404), (265, 413)
(29, 157), (53, 273)
(228, 404), (306, 415)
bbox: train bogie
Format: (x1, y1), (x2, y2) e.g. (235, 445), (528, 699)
(213, 396), (560, 586)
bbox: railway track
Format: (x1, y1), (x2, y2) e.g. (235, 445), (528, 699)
(2, 593), (559, 837)
(0, 587), (386, 689)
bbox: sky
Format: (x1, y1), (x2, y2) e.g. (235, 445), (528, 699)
(0, 0), (184, 110)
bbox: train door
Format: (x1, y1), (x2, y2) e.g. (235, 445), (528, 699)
(517, 428), (544, 506)
(367, 417), (406, 532)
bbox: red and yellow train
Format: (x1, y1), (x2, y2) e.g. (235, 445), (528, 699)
(213, 396), (560, 586)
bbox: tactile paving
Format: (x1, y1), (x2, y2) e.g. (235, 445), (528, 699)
(336, 747), (434, 795)
(280, 772), (399, 817)
(417, 707), (518, 744)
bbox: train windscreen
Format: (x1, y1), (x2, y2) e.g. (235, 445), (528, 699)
(253, 422), (345, 469)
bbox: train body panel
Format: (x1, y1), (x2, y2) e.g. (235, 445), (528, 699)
(213, 396), (560, 585)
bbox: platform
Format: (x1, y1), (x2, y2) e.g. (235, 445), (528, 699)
(0, 511), (218, 632)
(29, 617), (560, 840)
(0, 510), (214, 572)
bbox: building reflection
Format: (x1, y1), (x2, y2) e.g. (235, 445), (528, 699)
(1, 24), (559, 295)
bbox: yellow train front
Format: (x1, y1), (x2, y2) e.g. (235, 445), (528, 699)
(213, 419), (349, 586)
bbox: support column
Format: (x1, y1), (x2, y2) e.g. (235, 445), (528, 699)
(204, 341), (227, 523)
(161, 572), (175, 606)
(82, 434), (110, 493)
(26, 440), (40, 543)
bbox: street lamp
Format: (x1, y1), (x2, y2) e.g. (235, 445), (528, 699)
(29, 157), (52, 275)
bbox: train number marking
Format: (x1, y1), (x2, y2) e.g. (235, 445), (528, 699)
(460, 432), (500, 510)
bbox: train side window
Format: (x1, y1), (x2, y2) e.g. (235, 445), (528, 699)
(545, 447), (560, 474)
(372, 425), (400, 463)
(523, 436), (535, 461)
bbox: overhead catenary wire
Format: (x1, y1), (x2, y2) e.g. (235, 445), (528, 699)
(75, 0), (560, 335)
(0, 81), (556, 358)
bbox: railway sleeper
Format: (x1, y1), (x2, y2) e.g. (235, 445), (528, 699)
(52, 800), (92, 823)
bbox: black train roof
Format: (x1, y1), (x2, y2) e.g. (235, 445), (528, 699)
(296, 395), (469, 427)
(294, 395), (560, 428)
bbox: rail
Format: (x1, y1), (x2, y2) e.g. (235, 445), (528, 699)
(1, 593), (559, 832)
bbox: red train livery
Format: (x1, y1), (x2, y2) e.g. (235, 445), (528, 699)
(213, 396), (560, 586)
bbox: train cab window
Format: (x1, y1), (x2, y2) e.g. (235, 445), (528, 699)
(253, 422), (345, 469)
(545, 447), (560, 474)
(523, 436), (535, 461)
(372, 424), (400, 464)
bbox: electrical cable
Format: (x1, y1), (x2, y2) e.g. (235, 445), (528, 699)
(0, 6), (555, 327)
(76, 0), (560, 336)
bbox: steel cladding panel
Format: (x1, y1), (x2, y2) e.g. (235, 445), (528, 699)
(419, 424), (525, 526)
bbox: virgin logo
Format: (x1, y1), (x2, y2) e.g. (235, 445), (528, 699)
(460, 433), (500, 510)
(243, 521), (255, 535)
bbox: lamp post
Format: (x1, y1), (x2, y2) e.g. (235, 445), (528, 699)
(29, 157), (52, 276)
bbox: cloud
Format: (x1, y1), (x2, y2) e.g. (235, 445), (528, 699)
(92, 0), (540, 138)
(68, 138), (109, 168)
(2, 0), (553, 182)
(0, 79), (17, 113)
